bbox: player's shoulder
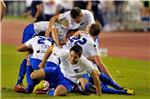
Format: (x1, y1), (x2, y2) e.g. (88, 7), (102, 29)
(59, 11), (70, 19)
(81, 10), (92, 15)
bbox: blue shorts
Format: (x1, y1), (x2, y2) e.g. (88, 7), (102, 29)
(22, 23), (35, 43)
(29, 58), (58, 70)
(44, 67), (74, 92)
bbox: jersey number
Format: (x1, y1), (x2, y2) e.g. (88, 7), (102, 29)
(70, 36), (87, 45)
(37, 36), (53, 44)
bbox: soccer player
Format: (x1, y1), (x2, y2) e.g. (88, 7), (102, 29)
(64, 22), (113, 79)
(16, 35), (62, 93)
(37, 45), (102, 95)
(45, 7), (95, 47)
(14, 21), (49, 92)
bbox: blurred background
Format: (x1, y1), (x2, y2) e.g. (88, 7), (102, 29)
(3, 0), (150, 32)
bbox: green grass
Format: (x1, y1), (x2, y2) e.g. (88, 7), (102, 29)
(1, 44), (150, 99)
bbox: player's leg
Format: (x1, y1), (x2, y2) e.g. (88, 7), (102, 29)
(48, 77), (74, 96)
(100, 73), (123, 90)
(102, 85), (135, 95)
(14, 52), (30, 93)
(15, 23), (35, 86)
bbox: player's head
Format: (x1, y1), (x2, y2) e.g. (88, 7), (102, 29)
(69, 45), (82, 64)
(70, 7), (83, 23)
(89, 22), (102, 38)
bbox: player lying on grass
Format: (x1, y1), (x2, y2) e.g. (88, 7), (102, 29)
(34, 44), (134, 95)
(16, 42), (101, 95)
(14, 21), (49, 92)
(15, 34), (62, 93)
(33, 45), (102, 95)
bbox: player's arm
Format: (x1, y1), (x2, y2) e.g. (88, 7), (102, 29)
(84, 56), (101, 95)
(90, 70), (102, 95)
(93, 55), (113, 79)
(51, 27), (61, 47)
(45, 15), (59, 37)
(16, 38), (33, 52)
(38, 45), (54, 69)
(16, 44), (31, 52)
(1, 0), (6, 21)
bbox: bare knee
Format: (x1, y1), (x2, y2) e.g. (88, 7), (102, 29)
(30, 69), (45, 80)
(54, 85), (68, 96)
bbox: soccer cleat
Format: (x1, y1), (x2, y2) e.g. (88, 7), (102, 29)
(126, 89), (135, 95)
(33, 81), (45, 93)
(14, 84), (26, 93)
(120, 87), (129, 91)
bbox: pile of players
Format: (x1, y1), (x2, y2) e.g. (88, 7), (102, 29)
(14, 7), (135, 96)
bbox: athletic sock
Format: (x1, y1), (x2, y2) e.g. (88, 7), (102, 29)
(100, 73), (122, 90)
(26, 65), (34, 93)
(16, 59), (27, 85)
(48, 89), (55, 96)
(102, 87), (126, 94)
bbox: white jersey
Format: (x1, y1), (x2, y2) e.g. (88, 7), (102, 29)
(58, 10), (95, 30)
(33, 21), (49, 34)
(63, 32), (99, 71)
(52, 22), (68, 42)
(64, 32), (98, 58)
(54, 49), (96, 84)
(25, 36), (59, 64)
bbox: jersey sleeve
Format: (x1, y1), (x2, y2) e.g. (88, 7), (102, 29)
(88, 43), (98, 57)
(86, 10), (95, 26)
(24, 38), (33, 48)
(82, 56), (95, 74)
(53, 47), (69, 58)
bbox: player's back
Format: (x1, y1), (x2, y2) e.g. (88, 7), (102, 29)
(30, 36), (53, 60)
(33, 21), (49, 34)
(64, 32), (97, 58)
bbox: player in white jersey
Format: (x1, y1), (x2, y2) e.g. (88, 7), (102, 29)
(16, 35), (59, 93)
(33, 45), (101, 95)
(16, 35), (74, 95)
(15, 21), (50, 92)
(64, 22), (113, 79)
(45, 7), (95, 47)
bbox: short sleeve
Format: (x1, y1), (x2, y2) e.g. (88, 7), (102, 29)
(88, 43), (97, 57)
(24, 38), (33, 48)
(53, 47), (69, 58)
(86, 11), (95, 26)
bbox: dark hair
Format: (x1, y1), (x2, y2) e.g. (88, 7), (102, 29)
(70, 45), (82, 57)
(70, 7), (81, 19)
(89, 22), (102, 36)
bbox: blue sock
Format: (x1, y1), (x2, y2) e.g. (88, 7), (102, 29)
(26, 65), (35, 93)
(85, 82), (95, 92)
(102, 87), (126, 94)
(48, 89), (55, 96)
(16, 59), (27, 85)
(100, 73), (122, 90)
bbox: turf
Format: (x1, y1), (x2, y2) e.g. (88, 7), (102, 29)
(1, 44), (150, 99)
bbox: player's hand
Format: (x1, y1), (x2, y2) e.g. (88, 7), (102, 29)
(38, 62), (45, 69)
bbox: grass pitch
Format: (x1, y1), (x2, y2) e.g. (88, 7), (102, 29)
(1, 44), (150, 99)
